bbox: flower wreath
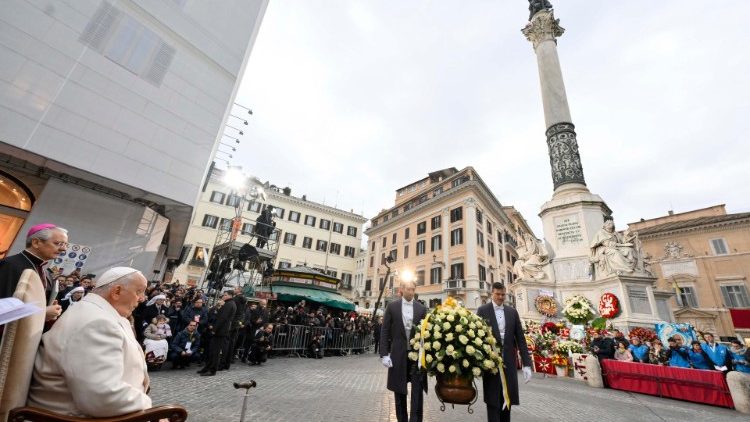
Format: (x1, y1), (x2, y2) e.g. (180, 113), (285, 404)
(598, 293), (619, 319)
(562, 295), (594, 325)
(535, 295), (558, 317)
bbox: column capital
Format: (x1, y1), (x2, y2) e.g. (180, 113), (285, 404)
(463, 197), (478, 209)
(521, 9), (564, 50)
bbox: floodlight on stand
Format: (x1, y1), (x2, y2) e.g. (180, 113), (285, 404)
(230, 114), (249, 125)
(223, 167), (246, 190)
(227, 125), (244, 135)
(399, 269), (415, 283)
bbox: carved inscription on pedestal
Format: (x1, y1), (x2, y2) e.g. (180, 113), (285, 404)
(660, 259), (699, 278)
(553, 258), (590, 281)
(554, 214), (584, 248)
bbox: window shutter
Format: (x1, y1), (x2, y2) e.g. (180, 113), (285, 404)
(143, 41), (176, 86)
(720, 286), (732, 307)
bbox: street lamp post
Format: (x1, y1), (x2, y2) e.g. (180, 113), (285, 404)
(371, 255), (394, 323)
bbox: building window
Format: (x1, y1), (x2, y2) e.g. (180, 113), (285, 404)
(241, 223), (254, 235)
(371, 241), (376, 251)
(451, 228), (463, 246)
(450, 207), (463, 223)
(676, 287), (698, 307)
(404, 245), (409, 259)
(320, 219), (331, 230)
(392, 233), (398, 244)
(341, 273), (352, 287)
(382, 237), (387, 247)
(431, 215), (441, 230)
(289, 211), (301, 223)
(226, 194), (241, 207)
(721, 285), (750, 308)
(476, 209), (483, 224)
(488, 241), (495, 257)
(219, 218), (232, 231)
(347, 226), (358, 237)
(369, 256), (374, 267)
(416, 270), (425, 286)
(283, 233), (297, 246)
(344, 246), (356, 258)
(477, 230), (484, 247)
(404, 227), (410, 240)
(417, 221), (427, 235)
(327, 269), (338, 278)
(389, 249), (397, 261)
(210, 191), (225, 204)
(303, 237), (313, 249)
(430, 267), (442, 285)
(248, 202), (262, 213)
(450, 263), (464, 280)
(316, 240), (328, 252)
(433, 187), (443, 197)
(627, 286), (652, 314)
(478, 264), (487, 281)
(274, 207), (285, 219)
(330, 243), (341, 255)
(487, 221), (492, 233)
(278, 261), (292, 269)
(201, 214), (218, 228)
(416, 240), (426, 256)
(305, 215), (316, 226)
(431, 235), (442, 252)
(711, 238), (729, 255)
(333, 222), (344, 233)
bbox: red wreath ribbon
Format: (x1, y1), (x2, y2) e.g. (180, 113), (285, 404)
(598, 293), (619, 319)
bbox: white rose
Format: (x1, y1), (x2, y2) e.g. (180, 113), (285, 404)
(437, 363), (445, 373)
(446, 345), (455, 354)
(446, 314), (455, 322)
(424, 342), (432, 351)
(462, 359), (470, 368)
(449, 365), (457, 373)
(478, 329), (486, 337)
(455, 325), (464, 332)
(458, 335), (469, 345)
(466, 345), (476, 355)
(473, 337), (483, 346)
(445, 333), (454, 341)
(426, 354), (434, 363)
(472, 367), (482, 377)
(469, 322), (476, 329)
(483, 359), (496, 369)
(408, 352), (418, 361)
(467, 329), (476, 338)
(434, 331), (442, 339)
(423, 330), (431, 339)
(442, 322), (451, 330)
(483, 344), (492, 353)
(432, 341), (442, 351)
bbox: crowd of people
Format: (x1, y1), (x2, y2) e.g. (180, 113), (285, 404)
(591, 330), (750, 373)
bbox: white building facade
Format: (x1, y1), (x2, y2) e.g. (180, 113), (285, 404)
(0, 0), (268, 277)
(172, 167), (367, 289)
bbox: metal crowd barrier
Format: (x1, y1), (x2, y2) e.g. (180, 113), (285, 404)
(270, 324), (374, 357)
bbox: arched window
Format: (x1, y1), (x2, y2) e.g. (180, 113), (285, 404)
(0, 173), (33, 258)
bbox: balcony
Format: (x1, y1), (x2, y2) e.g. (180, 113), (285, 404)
(444, 279), (466, 292)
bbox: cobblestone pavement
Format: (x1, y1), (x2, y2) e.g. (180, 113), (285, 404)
(150, 354), (745, 422)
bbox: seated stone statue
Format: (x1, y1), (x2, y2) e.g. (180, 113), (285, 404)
(589, 220), (636, 279)
(513, 233), (549, 280)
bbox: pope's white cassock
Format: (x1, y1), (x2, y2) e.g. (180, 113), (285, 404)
(27, 293), (151, 417)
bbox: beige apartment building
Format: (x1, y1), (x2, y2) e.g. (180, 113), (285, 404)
(364, 167), (530, 311)
(172, 167), (367, 288)
(629, 205), (750, 340)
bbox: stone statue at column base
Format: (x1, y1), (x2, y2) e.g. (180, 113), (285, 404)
(513, 233), (550, 281)
(589, 220), (637, 280)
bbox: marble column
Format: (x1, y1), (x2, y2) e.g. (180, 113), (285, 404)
(464, 198), (479, 282)
(522, 10), (586, 194)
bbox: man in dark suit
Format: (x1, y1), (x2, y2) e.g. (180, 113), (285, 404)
(198, 290), (236, 376)
(476, 282), (532, 422)
(380, 280), (427, 422)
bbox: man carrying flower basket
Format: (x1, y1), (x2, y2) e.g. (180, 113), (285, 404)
(380, 279), (428, 422)
(476, 282), (533, 422)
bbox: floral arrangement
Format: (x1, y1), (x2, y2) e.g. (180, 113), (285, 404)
(534, 295), (558, 317)
(550, 354), (568, 367)
(629, 326), (658, 342)
(598, 293), (620, 319)
(562, 295), (595, 325)
(541, 322), (559, 335)
(409, 297), (502, 378)
(555, 340), (584, 355)
(525, 320), (557, 357)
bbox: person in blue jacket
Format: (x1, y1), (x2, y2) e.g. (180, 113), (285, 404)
(666, 337), (690, 368)
(729, 339), (750, 373)
(701, 332), (730, 371)
(628, 336), (650, 363)
(688, 341), (713, 370)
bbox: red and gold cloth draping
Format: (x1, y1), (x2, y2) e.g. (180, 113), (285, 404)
(602, 360), (734, 408)
(729, 308), (750, 329)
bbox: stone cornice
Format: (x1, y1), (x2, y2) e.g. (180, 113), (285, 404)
(266, 190), (367, 223)
(365, 180), (512, 236)
(638, 217), (750, 240)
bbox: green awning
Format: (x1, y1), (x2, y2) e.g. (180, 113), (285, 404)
(272, 285), (355, 312)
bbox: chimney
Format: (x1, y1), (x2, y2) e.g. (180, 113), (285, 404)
(302, 195), (307, 201)
(668, 210), (674, 216)
(283, 187), (291, 196)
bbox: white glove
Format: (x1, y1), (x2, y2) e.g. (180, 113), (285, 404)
(382, 355), (393, 368)
(522, 366), (532, 383)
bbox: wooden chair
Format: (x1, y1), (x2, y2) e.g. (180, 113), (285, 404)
(0, 270), (187, 422)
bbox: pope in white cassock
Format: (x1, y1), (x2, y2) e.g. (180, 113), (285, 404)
(27, 267), (152, 418)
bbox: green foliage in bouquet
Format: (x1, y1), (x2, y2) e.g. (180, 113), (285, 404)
(408, 297), (502, 378)
(562, 295), (595, 325)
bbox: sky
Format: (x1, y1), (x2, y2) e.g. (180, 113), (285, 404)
(230, 0), (750, 243)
